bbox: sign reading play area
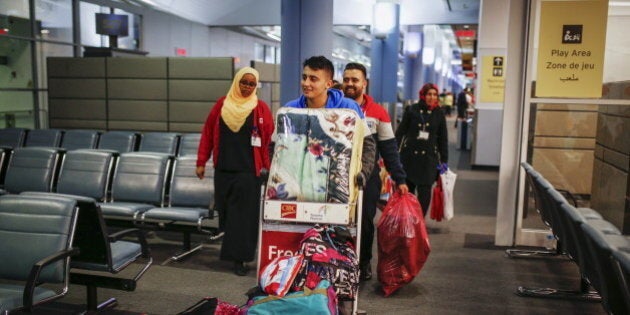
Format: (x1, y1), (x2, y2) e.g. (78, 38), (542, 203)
(535, 0), (608, 98)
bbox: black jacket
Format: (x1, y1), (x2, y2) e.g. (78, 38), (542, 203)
(395, 101), (448, 186)
(456, 91), (468, 118)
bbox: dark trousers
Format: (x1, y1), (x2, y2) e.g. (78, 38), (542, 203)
(360, 173), (381, 265)
(406, 180), (432, 217)
(214, 170), (260, 262)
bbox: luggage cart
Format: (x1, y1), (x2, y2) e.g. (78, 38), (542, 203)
(256, 107), (367, 314)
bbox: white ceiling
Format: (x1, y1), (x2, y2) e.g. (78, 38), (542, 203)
(136, 0), (480, 26)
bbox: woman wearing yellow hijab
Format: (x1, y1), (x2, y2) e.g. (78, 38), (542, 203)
(196, 66), (274, 276)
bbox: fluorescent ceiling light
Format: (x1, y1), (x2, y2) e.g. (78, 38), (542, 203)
(372, 2), (397, 38)
(610, 1), (630, 6)
(136, 0), (157, 6)
(266, 32), (281, 41)
(423, 47), (435, 65)
(403, 32), (421, 55)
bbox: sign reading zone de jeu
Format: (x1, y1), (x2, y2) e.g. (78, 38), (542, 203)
(535, 1), (608, 98)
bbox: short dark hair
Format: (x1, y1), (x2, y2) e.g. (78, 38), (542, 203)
(303, 56), (334, 80)
(344, 62), (367, 79)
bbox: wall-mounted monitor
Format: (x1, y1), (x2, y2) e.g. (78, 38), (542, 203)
(95, 13), (128, 37)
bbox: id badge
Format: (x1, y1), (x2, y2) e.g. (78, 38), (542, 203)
(251, 135), (262, 147)
(418, 131), (430, 140)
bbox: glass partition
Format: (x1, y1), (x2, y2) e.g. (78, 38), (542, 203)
(0, 1), (29, 21)
(35, 0), (73, 43)
(0, 91), (35, 128)
(517, 0), (630, 242)
(0, 37), (33, 89)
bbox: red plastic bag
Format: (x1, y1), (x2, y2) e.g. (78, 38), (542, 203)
(430, 177), (444, 221)
(376, 192), (431, 297)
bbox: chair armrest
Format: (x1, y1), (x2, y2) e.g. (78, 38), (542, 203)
(557, 189), (578, 207)
(24, 247), (80, 310)
(108, 228), (151, 258)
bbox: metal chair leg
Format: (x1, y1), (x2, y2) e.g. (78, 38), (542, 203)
(85, 286), (119, 312)
(160, 232), (204, 265)
(516, 286), (601, 302)
(505, 248), (562, 259)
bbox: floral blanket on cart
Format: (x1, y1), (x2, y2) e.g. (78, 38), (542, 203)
(267, 108), (365, 205)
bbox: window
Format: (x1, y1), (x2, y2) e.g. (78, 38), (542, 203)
(35, 0), (73, 43)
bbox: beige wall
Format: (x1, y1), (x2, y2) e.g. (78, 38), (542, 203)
(531, 104), (598, 195)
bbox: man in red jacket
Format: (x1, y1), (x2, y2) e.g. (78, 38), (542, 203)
(342, 62), (408, 281)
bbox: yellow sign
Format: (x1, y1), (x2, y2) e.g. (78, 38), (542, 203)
(480, 55), (505, 103)
(536, 0), (608, 98)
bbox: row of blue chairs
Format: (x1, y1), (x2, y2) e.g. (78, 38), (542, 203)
(0, 128), (201, 156)
(0, 146), (217, 262)
(0, 192), (152, 314)
(511, 162), (630, 315)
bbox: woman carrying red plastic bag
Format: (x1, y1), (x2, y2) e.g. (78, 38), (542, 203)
(376, 192), (431, 297)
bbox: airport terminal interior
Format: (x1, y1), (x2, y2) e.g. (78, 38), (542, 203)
(0, 0), (629, 314)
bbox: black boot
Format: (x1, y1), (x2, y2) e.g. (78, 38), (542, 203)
(234, 261), (248, 276)
(359, 262), (372, 281)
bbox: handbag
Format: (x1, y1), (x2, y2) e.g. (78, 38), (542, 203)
(430, 177), (444, 222)
(440, 169), (457, 221)
(260, 254), (305, 297)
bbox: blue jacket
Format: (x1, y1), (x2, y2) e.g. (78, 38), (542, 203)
(284, 89), (365, 119)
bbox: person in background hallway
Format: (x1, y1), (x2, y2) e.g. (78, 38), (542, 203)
(196, 67), (274, 276)
(342, 62), (408, 281)
(395, 83), (448, 216)
(284, 56), (376, 189)
(443, 91), (454, 117)
(455, 88), (469, 127)
(439, 89), (447, 107)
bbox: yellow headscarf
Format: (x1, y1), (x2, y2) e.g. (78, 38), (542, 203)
(221, 67), (259, 132)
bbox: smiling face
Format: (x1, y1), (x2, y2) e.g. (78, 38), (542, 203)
(424, 88), (439, 105)
(238, 73), (257, 98)
(301, 66), (333, 107)
(342, 69), (367, 101)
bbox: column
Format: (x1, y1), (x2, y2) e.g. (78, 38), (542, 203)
(280, 0), (334, 106)
(369, 1), (400, 103)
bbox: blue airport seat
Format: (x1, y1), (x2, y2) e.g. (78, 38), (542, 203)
(611, 247), (630, 315)
(97, 131), (139, 153)
(1, 147), (63, 195)
(68, 196), (151, 311)
(24, 129), (63, 147)
(581, 219), (630, 314)
(0, 147), (11, 187)
(0, 194), (79, 314)
(507, 163), (559, 258)
(19, 193), (152, 312)
(141, 156), (216, 262)
(138, 132), (180, 155)
(178, 133), (201, 157)
(99, 152), (171, 221)
(0, 128), (27, 148)
(56, 149), (116, 201)
(514, 164), (609, 302)
(61, 129), (100, 150)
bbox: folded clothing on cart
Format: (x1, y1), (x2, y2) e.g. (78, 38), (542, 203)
(292, 225), (359, 302)
(243, 279), (338, 315)
(267, 108), (365, 204)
